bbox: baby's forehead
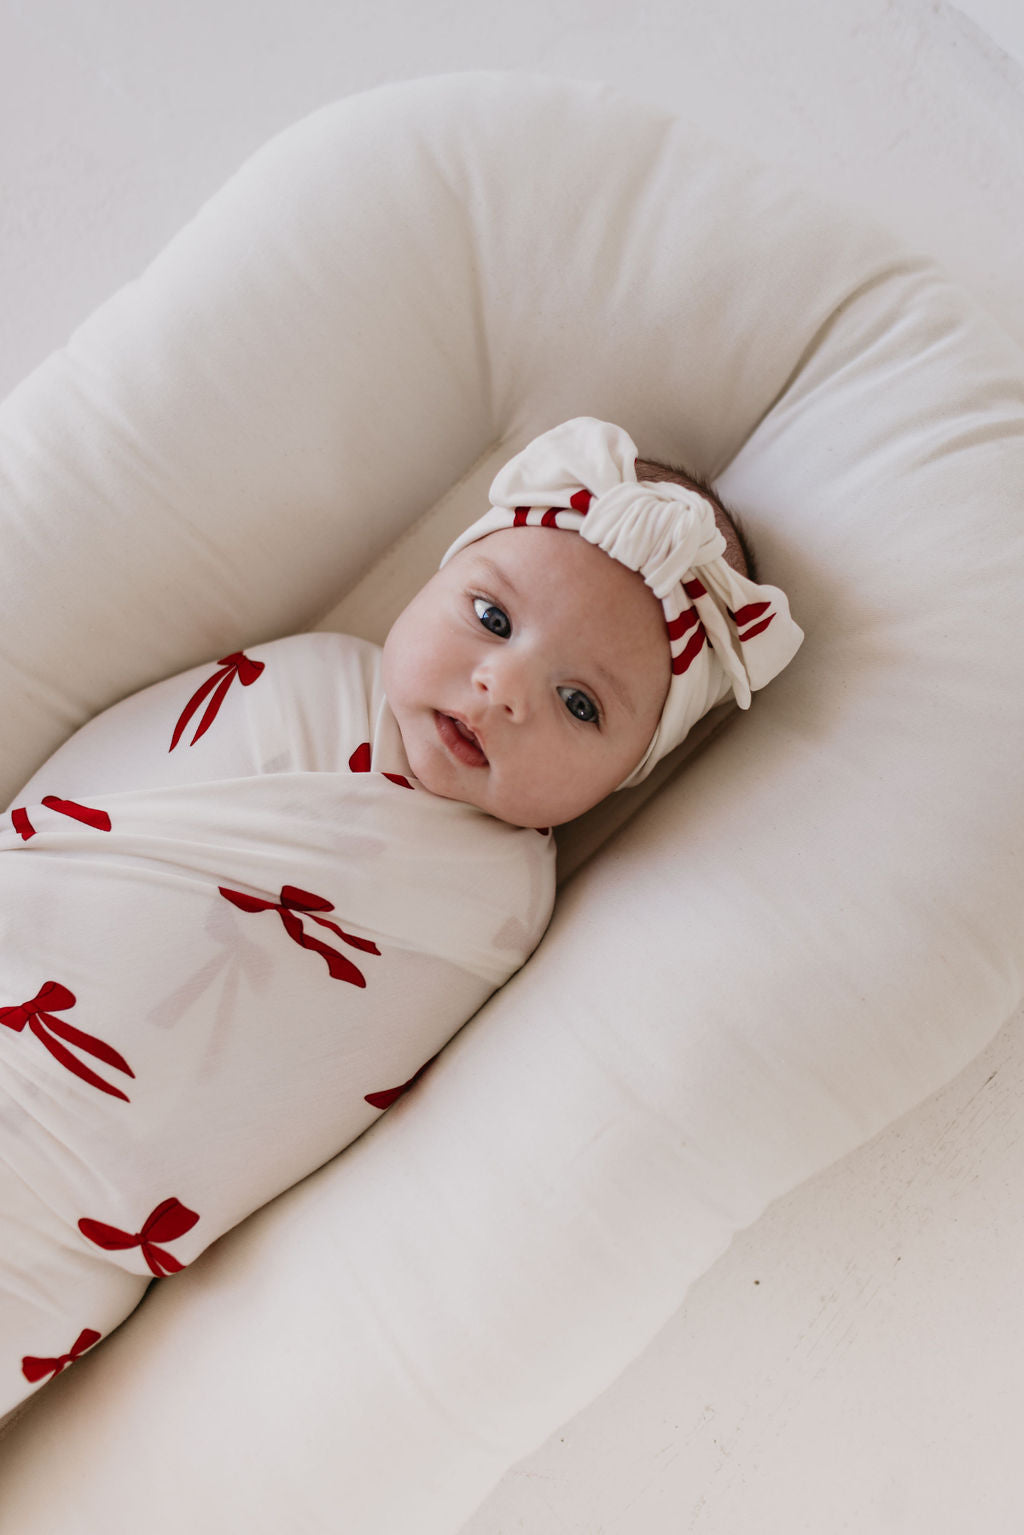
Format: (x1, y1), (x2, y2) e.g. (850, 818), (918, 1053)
(455, 524), (668, 660)
(459, 522), (628, 592)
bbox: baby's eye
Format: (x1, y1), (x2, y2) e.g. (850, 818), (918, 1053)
(558, 686), (599, 724)
(473, 597), (512, 638)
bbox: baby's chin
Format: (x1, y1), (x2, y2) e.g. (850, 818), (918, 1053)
(444, 784), (547, 829)
(419, 772), (556, 830)
(457, 783), (607, 831)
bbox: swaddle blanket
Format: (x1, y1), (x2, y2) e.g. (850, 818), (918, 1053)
(0, 631), (555, 1415)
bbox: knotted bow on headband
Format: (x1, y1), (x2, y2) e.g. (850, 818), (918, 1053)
(442, 417), (804, 788)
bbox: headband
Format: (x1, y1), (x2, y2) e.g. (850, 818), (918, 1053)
(441, 418), (804, 788)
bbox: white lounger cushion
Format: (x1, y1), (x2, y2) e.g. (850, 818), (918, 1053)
(1, 72), (1023, 1533)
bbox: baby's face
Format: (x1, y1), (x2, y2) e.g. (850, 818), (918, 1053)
(382, 527), (670, 827)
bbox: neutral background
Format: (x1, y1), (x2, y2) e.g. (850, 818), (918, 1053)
(3, 4), (1023, 1531)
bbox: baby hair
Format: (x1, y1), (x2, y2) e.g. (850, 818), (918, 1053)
(633, 458), (756, 581)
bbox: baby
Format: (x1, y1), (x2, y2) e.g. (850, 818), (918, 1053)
(384, 439), (762, 829)
(0, 417), (801, 1419)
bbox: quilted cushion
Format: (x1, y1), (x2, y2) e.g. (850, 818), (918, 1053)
(1, 71), (1023, 1534)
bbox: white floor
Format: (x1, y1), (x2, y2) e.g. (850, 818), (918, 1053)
(462, 1007), (1024, 1533)
(3, 3), (1024, 1530)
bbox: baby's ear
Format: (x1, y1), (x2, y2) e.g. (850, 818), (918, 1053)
(714, 507), (751, 579)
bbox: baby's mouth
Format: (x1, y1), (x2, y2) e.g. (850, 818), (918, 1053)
(435, 711), (489, 768)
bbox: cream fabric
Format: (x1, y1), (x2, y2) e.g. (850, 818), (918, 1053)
(0, 71), (1022, 1535)
(442, 416), (804, 785)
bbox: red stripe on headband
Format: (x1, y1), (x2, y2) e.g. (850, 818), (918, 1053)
(671, 625), (707, 675)
(513, 507), (530, 526)
(738, 613), (776, 642)
(666, 609), (701, 642)
(731, 600), (771, 626)
(683, 577), (707, 600)
(541, 508), (560, 528)
(570, 488), (592, 512)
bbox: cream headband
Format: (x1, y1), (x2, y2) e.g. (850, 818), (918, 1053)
(441, 418), (804, 789)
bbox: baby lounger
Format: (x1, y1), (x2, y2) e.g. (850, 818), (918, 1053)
(2, 71), (1024, 1532)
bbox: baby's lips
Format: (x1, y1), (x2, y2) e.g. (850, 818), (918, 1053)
(458, 717), (489, 763)
(453, 716), (483, 749)
(435, 711), (489, 767)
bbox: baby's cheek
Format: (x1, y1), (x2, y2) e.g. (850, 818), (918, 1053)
(380, 629), (399, 695)
(382, 626), (420, 710)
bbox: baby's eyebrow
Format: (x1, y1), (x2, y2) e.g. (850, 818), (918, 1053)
(472, 554), (519, 598)
(588, 658), (635, 718)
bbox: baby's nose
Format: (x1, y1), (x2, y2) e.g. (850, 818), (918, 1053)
(473, 651), (532, 720)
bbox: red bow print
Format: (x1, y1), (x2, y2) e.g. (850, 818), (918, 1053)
(10, 807), (34, 839)
(22, 1327), (102, 1385)
(218, 883), (381, 987)
(0, 982), (134, 1101)
(169, 651), (265, 751)
(347, 741), (413, 789)
(79, 1197), (200, 1277)
(9, 796), (112, 841)
(364, 1053), (438, 1110)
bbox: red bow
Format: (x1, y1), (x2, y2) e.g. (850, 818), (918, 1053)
(9, 796), (112, 841)
(169, 651), (265, 751)
(79, 1197), (200, 1277)
(22, 1327), (102, 1385)
(364, 1053), (438, 1110)
(0, 981), (134, 1101)
(10, 806), (34, 839)
(347, 741), (413, 789)
(218, 883), (380, 987)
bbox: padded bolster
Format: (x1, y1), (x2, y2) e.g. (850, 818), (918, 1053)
(3, 73), (1024, 1534)
(1, 73), (910, 802)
